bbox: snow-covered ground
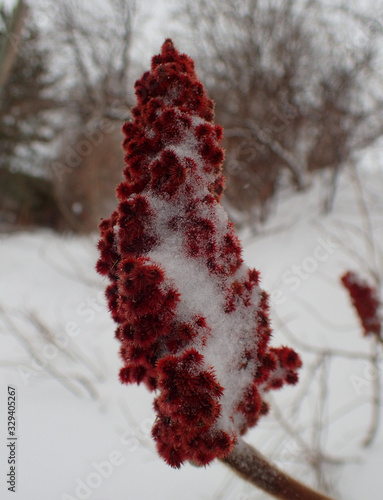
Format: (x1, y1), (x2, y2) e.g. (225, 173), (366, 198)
(1, 164), (383, 500)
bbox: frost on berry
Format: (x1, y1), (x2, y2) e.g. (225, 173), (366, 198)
(341, 271), (381, 338)
(96, 39), (301, 468)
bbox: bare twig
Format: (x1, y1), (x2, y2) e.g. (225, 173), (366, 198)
(0, 305), (84, 398)
(312, 354), (330, 491)
(274, 313), (372, 361)
(28, 311), (105, 382)
(349, 162), (380, 285)
(362, 337), (381, 447)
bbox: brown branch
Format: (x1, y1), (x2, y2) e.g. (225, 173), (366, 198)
(221, 438), (336, 500)
(0, 0), (28, 91)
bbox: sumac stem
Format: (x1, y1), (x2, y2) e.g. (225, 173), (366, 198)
(221, 438), (336, 500)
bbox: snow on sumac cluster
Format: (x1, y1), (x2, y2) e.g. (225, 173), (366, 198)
(341, 271), (381, 338)
(96, 39), (301, 468)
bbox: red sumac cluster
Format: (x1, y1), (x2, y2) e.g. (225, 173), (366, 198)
(97, 39), (301, 468)
(341, 271), (381, 338)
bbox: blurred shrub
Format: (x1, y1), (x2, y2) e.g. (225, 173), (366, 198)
(179, 0), (383, 226)
(0, 168), (60, 229)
